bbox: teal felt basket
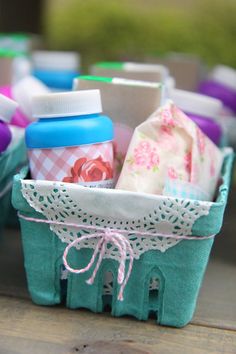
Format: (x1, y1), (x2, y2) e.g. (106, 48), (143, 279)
(0, 137), (26, 235)
(12, 149), (234, 328)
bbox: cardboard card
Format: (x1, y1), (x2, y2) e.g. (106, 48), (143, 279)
(145, 53), (205, 91)
(74, 75), (164, 180)
(90, 61), (168, 83)
(0, 33), (42, 53)
(0, 56), (14, 86)
(74, 75), (163, 129)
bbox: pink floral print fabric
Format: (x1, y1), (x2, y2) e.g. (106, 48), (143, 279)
(116, 101), (223, 201)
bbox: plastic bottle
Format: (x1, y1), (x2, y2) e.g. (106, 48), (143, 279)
(0, 94), (18, 153)
(198, 65), (236, 114)
(170, 89), (223, 146)
(0, 33), (37, 54)
(26, 90), (114, 187)
(32, 51), (80, 91)
(0, 76), (50, 127)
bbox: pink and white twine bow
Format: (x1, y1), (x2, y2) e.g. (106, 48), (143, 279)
(63, 228), (134, 301)
(18, 213), (215, 301)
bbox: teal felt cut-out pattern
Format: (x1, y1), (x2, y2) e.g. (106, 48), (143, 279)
(12, 149), (234, 327)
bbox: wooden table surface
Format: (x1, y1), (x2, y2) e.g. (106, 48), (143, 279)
(0, 191), (235, 354)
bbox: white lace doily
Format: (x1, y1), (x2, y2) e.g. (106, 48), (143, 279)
(21, 179), (211, 262)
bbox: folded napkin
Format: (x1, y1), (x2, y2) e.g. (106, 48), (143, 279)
(116, 101), (223, 201)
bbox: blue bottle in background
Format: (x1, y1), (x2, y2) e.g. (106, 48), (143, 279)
(32, 51), (80, 91)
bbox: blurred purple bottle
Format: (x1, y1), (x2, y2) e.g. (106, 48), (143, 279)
(170, 88), (223, 146)
(0, 76), (50, 128)
(198, 65), (236, 114)
(0, 94), (18, 153)
(0, 86), (28, 128)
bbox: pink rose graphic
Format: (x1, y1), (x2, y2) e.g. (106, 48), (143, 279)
(63, 156), (113, 183)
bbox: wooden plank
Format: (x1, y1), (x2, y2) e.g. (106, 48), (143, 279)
(0, 228), (28, 299)
(0, 335), (68, 354)
(0, 296), (236, 354)
(0, 336), (156, 354)
(193, 258), (236, 330)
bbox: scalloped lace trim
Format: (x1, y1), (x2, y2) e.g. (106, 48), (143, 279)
(21, 180), (211, 261)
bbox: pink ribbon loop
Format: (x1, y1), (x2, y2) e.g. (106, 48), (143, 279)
(62, 228), (134, 301)
(18, 213), (216, 300)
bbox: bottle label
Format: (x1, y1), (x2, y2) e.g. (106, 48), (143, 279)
(78, 179), (114, 189)
(28, 142), (114, 189)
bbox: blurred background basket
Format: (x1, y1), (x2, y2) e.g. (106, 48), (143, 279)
(0, 133), (26, 235)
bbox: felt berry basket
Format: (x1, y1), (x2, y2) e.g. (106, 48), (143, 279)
(0, 137), (26, 235)
(12, 148), (234, 328)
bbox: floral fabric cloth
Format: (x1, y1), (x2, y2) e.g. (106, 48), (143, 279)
(116, 101), (223, 201)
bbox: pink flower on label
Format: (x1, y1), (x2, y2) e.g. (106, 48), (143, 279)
(196, 128), (206, 156)
(168, 167), (178, 179)
(63, 156), (113, 183)
(132, 140), (159, 171)
(184, 151), (192, 174)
